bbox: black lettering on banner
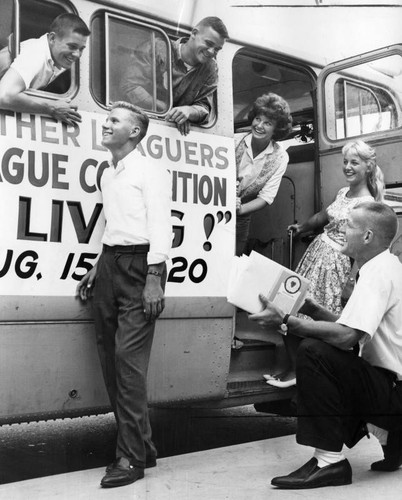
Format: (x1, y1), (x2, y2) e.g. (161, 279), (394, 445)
(167, 257), (208, 284)
(52, 154), (69, 190)
(199, 143), (214, 167)
(17, 197), (103, 243)
(0, 250), (39, 278)
(40, 116), (59, 144)
(0, 149), (70, 188)
(188, 258), (207, 283)
(1, 147), (24, 184)
(0, 250), (13, 277)
(60, 252), (98, 281)
(62, 121), (80, 147)
(50, 200), (64, 242)
(184, 141), (198, 165)
(91, 119), (106, 151)
(214, 146), (229, 169)
(67, 202), (103, 244)
(0, 110), (14, 136)
(170, 171), (226, 206)
(28, 151), (49, 187)
(147, 135), (163, 159)
(16, 113), (36, 141)
(165, 138), (181, 162)
(17, 197), (47, 241)
(168, 257), (187, 283)
(15, 250), (38, 279)
(79, 158), (109, 193)
(171, 210), (184, 248)
(80, 158), (98, 193)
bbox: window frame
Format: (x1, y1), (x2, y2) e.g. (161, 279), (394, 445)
(318, 45), (402, 146)
(13, 0), (78, 99)
(231, 48), (316, 148)
(331, 75), (398, 140)
(93, 11), (172, 114)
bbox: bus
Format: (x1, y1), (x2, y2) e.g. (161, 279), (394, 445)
(0, 0), (401, 424)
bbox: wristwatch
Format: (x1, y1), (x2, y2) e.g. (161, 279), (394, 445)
(280, 313), (290, 335)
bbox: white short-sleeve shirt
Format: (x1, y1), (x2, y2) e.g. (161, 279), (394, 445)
(10, 34), (64, 90)
(337, 250), (402, 379)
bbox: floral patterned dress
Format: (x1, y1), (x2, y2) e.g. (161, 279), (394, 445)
(296, 187), (373, 317)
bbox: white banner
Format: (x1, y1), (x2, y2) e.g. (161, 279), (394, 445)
(0, 110), (236, 297)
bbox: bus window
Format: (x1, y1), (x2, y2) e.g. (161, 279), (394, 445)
(324, 54), (402, 140)
(1, 0), (74, 94)
(232, 52), (315, 147)
(19, 0), (72, 94)
(91, 12), (171, 114)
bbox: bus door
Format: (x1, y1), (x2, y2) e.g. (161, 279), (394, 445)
(222, 45), (317, 407)
(231, 48), (317, 269)
(316, 44), (402, 241)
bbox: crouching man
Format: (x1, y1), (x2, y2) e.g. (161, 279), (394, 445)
(250, 201), (402, 489)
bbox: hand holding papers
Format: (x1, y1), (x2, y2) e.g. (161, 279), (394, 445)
(227, 251), (309, 315)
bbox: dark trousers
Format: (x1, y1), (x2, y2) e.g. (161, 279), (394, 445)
(296, 338), (402, 452)
(93, 244), (165, 468)
(236, 214), (251, 256)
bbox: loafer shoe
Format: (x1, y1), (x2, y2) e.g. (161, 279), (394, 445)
(105, 456), (156, 473)
(271, 457), (352, 489)
(101, 457), (144, 488)
(371, 430), (402, 471)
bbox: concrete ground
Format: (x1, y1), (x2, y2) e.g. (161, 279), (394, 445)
(1, 433), (399, 500)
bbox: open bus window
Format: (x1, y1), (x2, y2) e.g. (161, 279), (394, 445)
(0, 0), (72, 94)
(232, 52), (315, 148)
(91, 12), (171, 114)
(19, 0), (71, 94)
(324, 54), (402, 140)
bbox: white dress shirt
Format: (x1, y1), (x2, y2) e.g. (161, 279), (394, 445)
(337, 250), (402, 379)
(10, 34), (64, 90)
(101, 148), (172, 265)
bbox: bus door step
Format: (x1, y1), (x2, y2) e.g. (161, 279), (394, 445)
(229, 338), (276, 381)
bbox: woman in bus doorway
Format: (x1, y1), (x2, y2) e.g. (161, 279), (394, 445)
(265, 139), (385, 388)
(235, 93), (293, 256)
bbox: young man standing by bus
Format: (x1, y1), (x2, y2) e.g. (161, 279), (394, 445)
(77, 101), (172, 488)
(0, 13), (90, 126)
(121, 16), (229, 135)
(250, 201), (402, 489)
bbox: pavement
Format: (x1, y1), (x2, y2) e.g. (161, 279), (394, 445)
(0, 434), (399, 500)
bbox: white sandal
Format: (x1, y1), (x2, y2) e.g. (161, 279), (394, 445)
(266, 378), (296, 388)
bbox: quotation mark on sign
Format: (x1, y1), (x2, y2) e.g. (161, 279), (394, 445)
(203, 211), (232, 251)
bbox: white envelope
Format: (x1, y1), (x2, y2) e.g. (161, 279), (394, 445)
(227, 251), (310, 314)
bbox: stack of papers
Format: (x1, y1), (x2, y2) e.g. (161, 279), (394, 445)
(227, 251), (310, 315)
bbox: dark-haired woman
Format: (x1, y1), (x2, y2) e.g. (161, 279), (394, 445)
(236, 93), (293, 255)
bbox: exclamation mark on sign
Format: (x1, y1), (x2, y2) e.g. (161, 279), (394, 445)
(203, 214), (215, 251)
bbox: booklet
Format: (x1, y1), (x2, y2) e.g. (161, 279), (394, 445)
(227, 251), (310, 315)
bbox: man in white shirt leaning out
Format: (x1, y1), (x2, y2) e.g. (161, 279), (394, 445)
(249, 200), (402, 489)
(0, 13), (90, 125)
(77, 101), (172, 488)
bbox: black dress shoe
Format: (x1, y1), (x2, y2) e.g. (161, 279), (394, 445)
(271, 458), (352, 489)
(371, 430), (402, 471)
(105, 455), (156, 473)
(101, 457), (144, 488)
